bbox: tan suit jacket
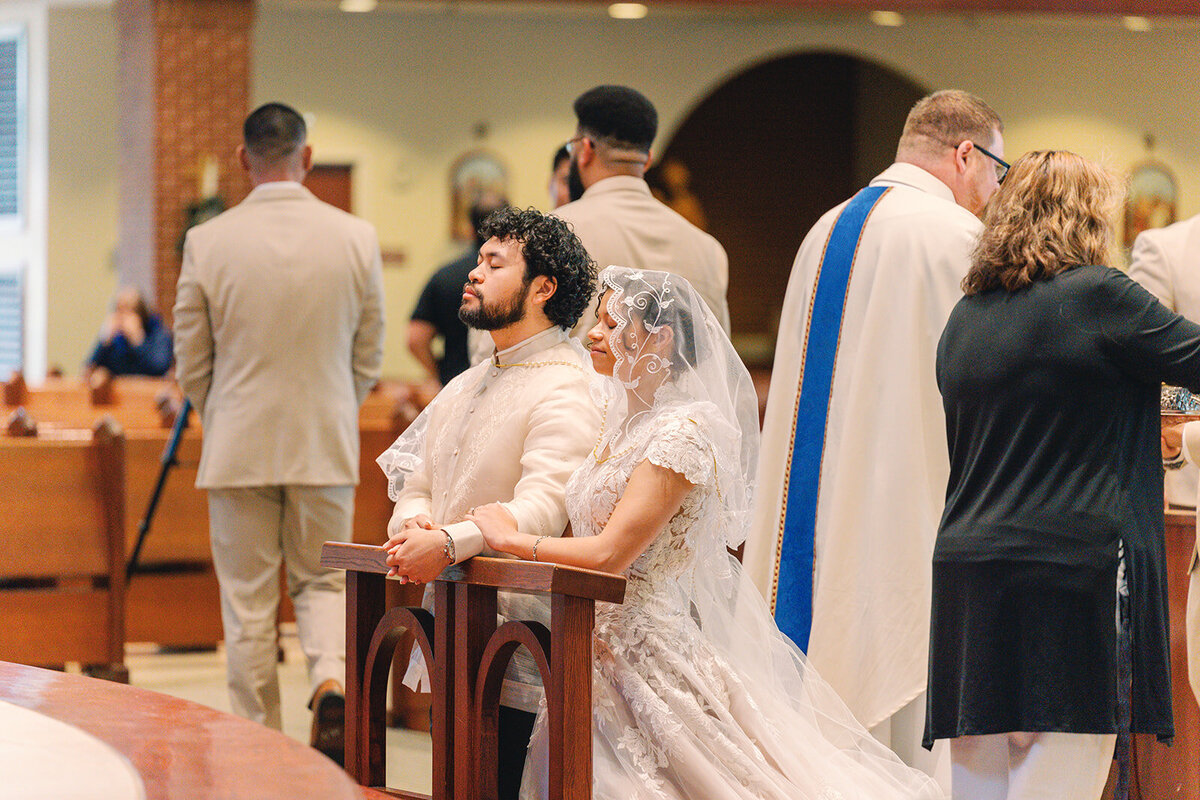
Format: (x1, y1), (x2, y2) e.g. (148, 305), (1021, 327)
(555, 175), (730, 336)
(174, 182), (385, 489)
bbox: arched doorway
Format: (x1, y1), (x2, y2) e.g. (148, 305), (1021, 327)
(648, 52), (926, 366)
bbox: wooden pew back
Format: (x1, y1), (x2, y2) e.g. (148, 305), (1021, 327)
(1, 431), (117, 576)
(3, 376), (177, 432)
(0, 373), (425, 654)
(0, 419), (127, 678)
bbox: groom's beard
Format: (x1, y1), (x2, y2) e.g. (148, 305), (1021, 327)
(458, 280), (531, 331)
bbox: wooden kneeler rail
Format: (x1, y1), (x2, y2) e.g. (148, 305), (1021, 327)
(320, 542), (626, 800)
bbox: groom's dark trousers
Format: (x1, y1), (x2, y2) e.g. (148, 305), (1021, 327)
(498, 706), (538, 800)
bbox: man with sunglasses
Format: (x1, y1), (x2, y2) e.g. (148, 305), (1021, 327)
(554, 84), (731, 336)
(745, 89), (1004, 794)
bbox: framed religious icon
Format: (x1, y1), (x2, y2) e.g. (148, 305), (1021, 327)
(449, 150), (508, 243)
(1125, 159), (1178, 249)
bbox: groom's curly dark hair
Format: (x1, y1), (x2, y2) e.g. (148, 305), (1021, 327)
(478, 205), (597, 330)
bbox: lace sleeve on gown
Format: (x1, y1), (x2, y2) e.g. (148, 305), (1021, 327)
(642, 408), (716, 490)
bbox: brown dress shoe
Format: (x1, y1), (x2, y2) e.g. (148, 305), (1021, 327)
(309, 679), (345, 767)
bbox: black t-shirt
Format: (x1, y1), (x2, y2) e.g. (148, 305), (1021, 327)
(411, 250), (475, 384)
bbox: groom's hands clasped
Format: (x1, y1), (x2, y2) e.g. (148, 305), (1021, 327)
(384, 512), (447, 584)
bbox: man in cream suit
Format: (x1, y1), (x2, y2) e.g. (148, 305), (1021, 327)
(380, 206), (600, 800)
(174, 103), (385, 761)
(1130, 217), (1200, 706)
(555, 85), (731, 336)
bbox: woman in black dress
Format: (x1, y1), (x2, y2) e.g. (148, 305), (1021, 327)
(925, 150), (1200, 799)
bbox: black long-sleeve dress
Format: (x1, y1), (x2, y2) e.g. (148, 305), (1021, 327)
(925, 264), (1200, 746)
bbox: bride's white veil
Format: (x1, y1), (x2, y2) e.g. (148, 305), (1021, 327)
(594, 266), (757, 552)
(595, 266), (944, 799)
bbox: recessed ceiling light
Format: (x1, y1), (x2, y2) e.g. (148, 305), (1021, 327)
(608, 3), (648, 20)
(869, 10), (905, 27)
(339, 0), (377, 12)
(1122, 16), (1152, 32)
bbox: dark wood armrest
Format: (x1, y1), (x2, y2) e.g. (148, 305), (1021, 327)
(320, 542), (625, 604)
(323, 540), (624, 798)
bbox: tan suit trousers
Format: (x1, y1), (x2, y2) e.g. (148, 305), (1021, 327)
(208, 485), (353, 730)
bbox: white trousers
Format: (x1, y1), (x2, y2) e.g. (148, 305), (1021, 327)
(208, 485), (353, 730)
(870, 692), (952, 795)
(949, 732), (1116, 800)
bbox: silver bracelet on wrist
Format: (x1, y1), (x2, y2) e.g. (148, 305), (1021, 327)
(442, 531), (456, 564)
(532, 535), (548, 562)
(1165, 449), (1187, 470)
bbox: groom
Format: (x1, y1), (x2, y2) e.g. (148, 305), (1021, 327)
(383, 205), (600, 800)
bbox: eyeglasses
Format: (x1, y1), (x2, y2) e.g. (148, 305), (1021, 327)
(973, 143), (1010, 183)
(564, 135), (587, 157)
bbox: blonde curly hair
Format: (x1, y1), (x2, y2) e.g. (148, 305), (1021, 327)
(963, 150), (1123, 296)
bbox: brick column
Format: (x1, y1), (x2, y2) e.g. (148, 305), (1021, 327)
(115, 0), (253, 324)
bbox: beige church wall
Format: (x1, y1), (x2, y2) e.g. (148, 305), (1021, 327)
(43, 4), (1200, 378)
(46, 6), (119, 376)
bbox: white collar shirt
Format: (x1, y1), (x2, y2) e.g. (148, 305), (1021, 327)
(390, 324), (601, 710)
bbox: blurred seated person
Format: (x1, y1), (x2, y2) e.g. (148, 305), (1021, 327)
(408, 194), (507, 387)
(87, 286), (173, 377)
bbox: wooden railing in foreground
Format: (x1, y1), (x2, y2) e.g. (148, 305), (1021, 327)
(321, 542), (626, 800)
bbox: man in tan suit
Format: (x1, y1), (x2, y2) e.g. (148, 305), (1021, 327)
(174, 102), (385, 762)
(555, 85), (731, 337)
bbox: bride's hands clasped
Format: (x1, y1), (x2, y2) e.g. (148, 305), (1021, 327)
(467, 503), (519, 553)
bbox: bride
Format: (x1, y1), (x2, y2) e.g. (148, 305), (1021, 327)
(467, 266), (944, 800)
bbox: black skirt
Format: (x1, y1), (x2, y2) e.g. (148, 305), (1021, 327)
(923, 558), (1118, 746)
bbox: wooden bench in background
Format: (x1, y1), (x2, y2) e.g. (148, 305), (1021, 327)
(4, 374), (224, 648)
(0, 418), (127, 681)
(2, 374), (426, 649)
(321, 542), (626, 800)
(2, 373), (433, 727)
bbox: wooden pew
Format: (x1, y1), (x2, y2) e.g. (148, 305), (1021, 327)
(2, 375), (421, 649)
(123, 427), (226, 646)
(321, 542), (626, 800)
(3, 374), (179, 432)
(2, 375), (222, 648)
(0, 419), (127, 681)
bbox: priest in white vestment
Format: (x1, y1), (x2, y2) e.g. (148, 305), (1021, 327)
(743, 90), (1006, 789)
(378, 206), (600, 800)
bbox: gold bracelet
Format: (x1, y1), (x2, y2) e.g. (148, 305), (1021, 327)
(532, 536), (548, 562)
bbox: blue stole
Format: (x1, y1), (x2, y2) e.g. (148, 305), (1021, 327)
(774, 185), (890, 652)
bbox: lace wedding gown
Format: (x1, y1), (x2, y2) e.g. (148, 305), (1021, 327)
(518, 402), (944, 800)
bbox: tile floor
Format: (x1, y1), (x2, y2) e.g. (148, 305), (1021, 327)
(124, 625), (432, 795)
